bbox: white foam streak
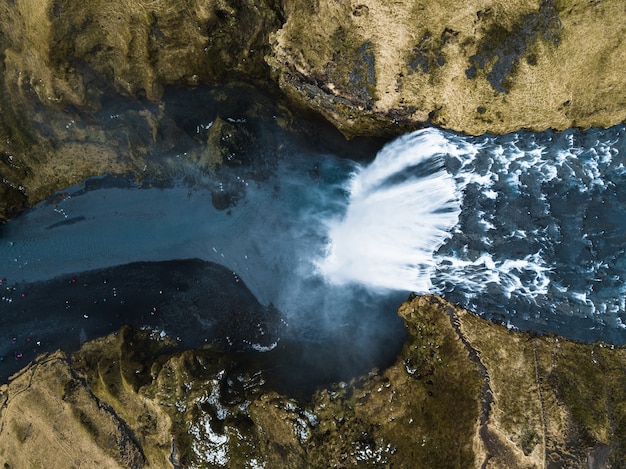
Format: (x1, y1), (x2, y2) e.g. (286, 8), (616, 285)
(317, 124), (626, 333)
(436, 252), (552, 299)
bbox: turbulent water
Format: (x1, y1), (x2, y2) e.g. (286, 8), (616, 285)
(1, 121), (626, 374)
(318, 129), (462, 292)
(324, 125), (626, 343)
(439, 126), (626, 342)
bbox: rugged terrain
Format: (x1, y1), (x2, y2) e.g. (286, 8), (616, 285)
(1, 0), (626, 219)
(1, 295), (624, 468)
(1, 2), (626, 467)
(269, 0), (626, 137)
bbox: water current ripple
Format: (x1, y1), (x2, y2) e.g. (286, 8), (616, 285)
(435, 125), (626, 342)
(321, 125), (626, 343)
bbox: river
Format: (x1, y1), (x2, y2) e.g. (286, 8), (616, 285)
(1, 84), (625, 386)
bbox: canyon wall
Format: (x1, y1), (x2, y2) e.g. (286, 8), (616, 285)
(1, 3), (626, 466)
(1, 295), (624, 467)
(0, 0), (281, 221)
(269, 0), (626, 137)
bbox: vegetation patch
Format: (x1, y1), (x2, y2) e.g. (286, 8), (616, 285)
(466, 0), (562, 92)
(407, 29), (456, 76)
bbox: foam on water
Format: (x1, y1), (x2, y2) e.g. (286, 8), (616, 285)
(0, 150), (408, 368)
(433, 125), (626, 341)
(317, 124), (626, 342)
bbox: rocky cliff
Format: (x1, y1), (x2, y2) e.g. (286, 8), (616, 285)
(0, 0), (282, 221)
(1, 295), (624, 468)
(1, 2), (626, 467)
(1, 0), (626, 221)
(269, 0), (626, 137)
(3, 0), (625, 140)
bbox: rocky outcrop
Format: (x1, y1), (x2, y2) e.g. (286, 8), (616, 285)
(2, 295), (625, 467)
(3, 0), (625, 140)
(268, 0), (626, 137)
(0, 0), (283, 221)
(0, 0), (280, 107)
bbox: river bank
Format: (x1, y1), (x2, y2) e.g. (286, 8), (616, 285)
(2, 0), (626, 221)
(2, 294), (625, 467)
(2, 1), (626, 467)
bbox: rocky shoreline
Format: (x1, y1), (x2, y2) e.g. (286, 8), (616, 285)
(2, 295), (625, 467)
(2, 0), (626, 221)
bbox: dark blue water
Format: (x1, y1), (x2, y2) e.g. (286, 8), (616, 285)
(0, 96), (407, 384)
(314, 125), (626, 343)
(435, 126), (626, 343)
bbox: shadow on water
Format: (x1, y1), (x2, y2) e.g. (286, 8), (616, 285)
(159, 83), (390, 164)
(0, 260), (406, 398)
(0, 82), (409, 396)
(14, 83), (626, 395)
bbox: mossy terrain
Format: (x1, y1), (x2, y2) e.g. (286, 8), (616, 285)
(0, 2), (625, 466)
(268, 0), (626, 137)
(1, 0), (281, 106)
(1, 295), (626, 467)
(0, 0), (283, 222)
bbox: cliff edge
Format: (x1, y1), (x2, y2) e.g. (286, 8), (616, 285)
(268, 0), (626, 137)
(1, 296), (624, 468)
(1, 0), (625, 220)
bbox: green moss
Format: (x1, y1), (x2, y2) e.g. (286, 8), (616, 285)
(10, 423), (29, 444)
(397, 298), (481, 467)
(520, 424), (539, 455)
(325, 28), (376, 108)
(10, 294), (626, 466)
(0, 59), (38, 155)
(547, 345), (609, 446)
(0, 183), (28, 223)
(76, 410), (100, 438)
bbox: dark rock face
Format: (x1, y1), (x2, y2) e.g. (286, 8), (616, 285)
(205, 117), (256, 169)
(0, 183), (27, 224)
(0, 0), (283, 221)
(466, 0), (562, 93)
(1, 3), (626, 466)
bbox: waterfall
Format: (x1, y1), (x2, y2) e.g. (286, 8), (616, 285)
(317, 128), (476, 292)
(2, 123), (626, 348)
(318, 124), (626, 343)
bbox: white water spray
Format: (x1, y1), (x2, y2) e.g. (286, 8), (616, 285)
(317, 128), (475, 292)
